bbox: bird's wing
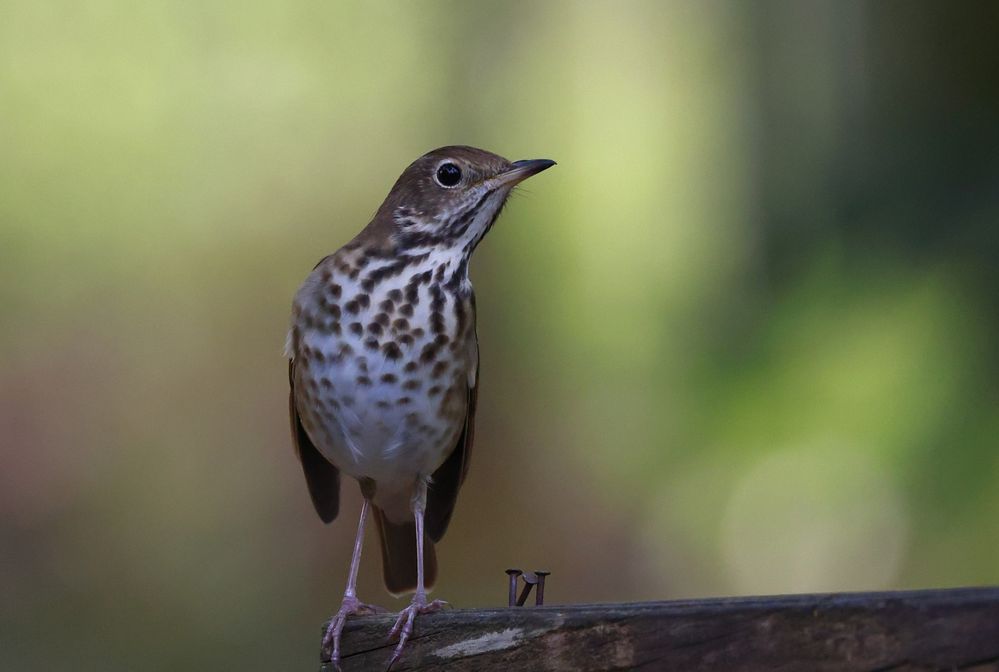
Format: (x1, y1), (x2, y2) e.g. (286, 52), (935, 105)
(289, 359), (341, 523)
(424, 331), (479, 542)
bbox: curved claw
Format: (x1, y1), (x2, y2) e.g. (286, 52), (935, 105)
(386, 597), (448, 670)
(321, 595), (386, 670)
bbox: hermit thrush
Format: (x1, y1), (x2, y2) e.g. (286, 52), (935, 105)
(286, 146), (555, 669)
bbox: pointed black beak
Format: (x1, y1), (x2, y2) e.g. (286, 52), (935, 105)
(497, 158), (557, 186)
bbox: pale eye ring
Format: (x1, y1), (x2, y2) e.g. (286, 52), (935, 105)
(435, 162), (462, 188)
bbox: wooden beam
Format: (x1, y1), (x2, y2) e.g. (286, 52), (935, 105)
(321, 587), (999, 671)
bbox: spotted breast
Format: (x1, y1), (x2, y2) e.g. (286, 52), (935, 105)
(289, 243), (477, 523)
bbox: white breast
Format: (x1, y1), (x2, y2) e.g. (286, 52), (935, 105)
(291, 257), (473, 495)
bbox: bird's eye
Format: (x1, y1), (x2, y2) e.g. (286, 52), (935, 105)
(435, 162), (462, 187)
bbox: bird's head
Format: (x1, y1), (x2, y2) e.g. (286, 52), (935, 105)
(370, 146), (555, 254)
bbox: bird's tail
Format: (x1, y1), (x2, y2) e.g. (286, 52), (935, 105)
(372, 505), (437, 596)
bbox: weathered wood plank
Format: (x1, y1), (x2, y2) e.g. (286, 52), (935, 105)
(320, 587), (999, 671)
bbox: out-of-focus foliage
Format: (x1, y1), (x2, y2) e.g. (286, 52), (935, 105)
(2, 1), (997, 669)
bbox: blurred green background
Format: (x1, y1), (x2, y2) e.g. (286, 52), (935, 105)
(2, 1), (998, 669)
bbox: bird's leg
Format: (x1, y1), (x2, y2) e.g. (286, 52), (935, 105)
(387, 481), (447, 670)
(322, 499), (385, 670)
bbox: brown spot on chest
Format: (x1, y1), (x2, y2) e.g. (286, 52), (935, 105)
(332, 343), (354, 363)
(323, 302), (341, 320)
(419, 342), (439, 363)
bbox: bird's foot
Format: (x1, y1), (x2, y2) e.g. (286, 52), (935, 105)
(386, 594), (448, 670)
(322, 594), (386, 670)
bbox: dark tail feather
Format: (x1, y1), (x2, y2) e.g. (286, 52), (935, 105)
(372, 506), (437, 596)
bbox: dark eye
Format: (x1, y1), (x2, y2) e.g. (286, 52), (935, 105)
(435, 162), (462, 187)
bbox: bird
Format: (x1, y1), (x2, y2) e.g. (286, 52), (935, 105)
(286, 146), (555, 669)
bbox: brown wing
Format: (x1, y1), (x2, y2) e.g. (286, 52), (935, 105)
(425, 342), (478, 543)
(289, 360), (340, 523)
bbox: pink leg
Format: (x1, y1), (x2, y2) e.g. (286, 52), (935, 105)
(387, 486), (447, 670)
(322, 500), (385, 670)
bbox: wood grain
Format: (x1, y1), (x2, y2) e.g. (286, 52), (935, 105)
(320, 587), (999, 671)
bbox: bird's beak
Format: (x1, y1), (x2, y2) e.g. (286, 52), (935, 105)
(494, 158), (557, 187)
